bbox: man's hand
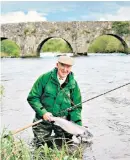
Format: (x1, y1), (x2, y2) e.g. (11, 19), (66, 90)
(43, 112), (53, 121)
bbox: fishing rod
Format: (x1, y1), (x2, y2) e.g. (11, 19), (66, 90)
(59, 82), (130, 114)
(8, 82), (130, 136)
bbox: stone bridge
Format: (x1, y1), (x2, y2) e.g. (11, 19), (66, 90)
(1, 21), (130, 57)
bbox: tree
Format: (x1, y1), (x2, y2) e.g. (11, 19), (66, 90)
(112, 22), (130, 35)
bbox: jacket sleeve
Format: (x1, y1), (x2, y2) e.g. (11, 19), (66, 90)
(27, 74), (48, 117)
(69, 81), (82, 126)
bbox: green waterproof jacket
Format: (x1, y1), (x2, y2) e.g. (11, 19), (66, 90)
(27, 68), (82, 125)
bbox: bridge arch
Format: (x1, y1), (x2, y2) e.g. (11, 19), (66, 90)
(1, 37), (21, 57)
(1, 36), (21, 52)
(107, 34), (128, 53)
(1, 21), (130, 57)
(37, 37), (73, 56)
(88, 34), (128, 53)
(1, 37), (8, 41)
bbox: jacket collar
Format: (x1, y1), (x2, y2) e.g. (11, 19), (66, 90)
(51, 68), (75, 88)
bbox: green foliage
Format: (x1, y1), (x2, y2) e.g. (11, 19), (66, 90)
(0, 131), (83, 160)
(88, 35), (125, 53)
(0, 85), (4, 96)
(128, 48), (130, 53)
(42, 38), (72, 53)
(24, 25), (36, 35)
(112, 22), (130, 35)
(80, 30), (90, 35)
(24, 28), (30, 35)
(1, 39), (20, 57)
(0, 130), (31, 160)
(33, 142), (82, 160)
(0, 85), (4, 101)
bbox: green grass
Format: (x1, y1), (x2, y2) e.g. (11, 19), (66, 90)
(88, 35), (125, 53)
(0, 131), (83, 160)
(1, 39), (20, 58)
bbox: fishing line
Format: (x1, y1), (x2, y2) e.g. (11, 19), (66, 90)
(4, 82), (130, 136)
(57, 82), (130, 115)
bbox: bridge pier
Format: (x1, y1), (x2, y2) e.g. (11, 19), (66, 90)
(77, 52), (88, 56)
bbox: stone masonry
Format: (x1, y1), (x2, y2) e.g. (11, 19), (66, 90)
(1, 21), (130, 57)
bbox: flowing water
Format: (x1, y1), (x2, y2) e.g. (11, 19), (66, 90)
(1, 54), (130, 160)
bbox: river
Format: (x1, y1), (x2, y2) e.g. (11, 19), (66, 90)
(1, 54), (130, 160)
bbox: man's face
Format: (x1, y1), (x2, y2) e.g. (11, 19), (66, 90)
(57, 62), (72, 79)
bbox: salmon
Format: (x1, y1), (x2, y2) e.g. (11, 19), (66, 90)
(51, 116), (93, 142)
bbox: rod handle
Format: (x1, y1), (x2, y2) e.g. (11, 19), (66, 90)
(12, 119), (43, 135)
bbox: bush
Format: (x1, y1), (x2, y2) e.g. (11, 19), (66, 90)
(88, 35), (125, 53)
(0, 131), (31, 160)
(112, 21), (130, 35)
(1, 39), (20, 57)
(42, 38), (72, 53)
(0, 131), (83, 160)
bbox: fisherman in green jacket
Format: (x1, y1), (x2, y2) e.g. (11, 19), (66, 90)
(27, 56), (82, 146)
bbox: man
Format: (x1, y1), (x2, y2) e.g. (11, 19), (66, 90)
(27, 56), (82, 146)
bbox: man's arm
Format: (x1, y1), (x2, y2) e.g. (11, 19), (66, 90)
(27, 75), (48, 117)
(69, 81), (82, 126)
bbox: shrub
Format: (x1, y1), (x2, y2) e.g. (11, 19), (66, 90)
(0, 131), (83, 160)
(1, 39), (20, 57)
(42, 38), (72, 53)
(112, 21), (130, 35)
(88, 35), (125, 53)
